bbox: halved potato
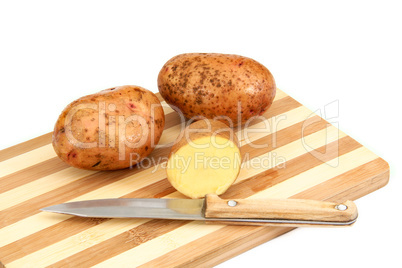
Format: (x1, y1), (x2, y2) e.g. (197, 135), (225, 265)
(166, 119), (241, 198)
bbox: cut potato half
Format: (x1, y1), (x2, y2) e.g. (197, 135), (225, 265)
(167, 119), (241, 198)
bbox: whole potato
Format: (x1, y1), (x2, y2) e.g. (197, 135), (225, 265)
(52, 85), (165, 170)
(157, 53), (276, 127)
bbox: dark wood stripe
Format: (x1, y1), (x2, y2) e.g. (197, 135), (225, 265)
(0, 133), (53, 162)
(0, 217), (109, 264)
(239, 114), (327, 159)
(163, 110), (183, 130)
(140, 158), (386, 268)
(222, 136), (362, 200)
(121, 178), (176, 199)
(140, 225), (293, 268)
(0, 168), (141, 228)
(0, 157), (69, 194)
(263, 96), (301, 119)
(0, 143), (171, 196)
(292, 157), (389, 202)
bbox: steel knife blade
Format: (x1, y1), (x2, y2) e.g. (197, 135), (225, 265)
(41, 197), (205, 220)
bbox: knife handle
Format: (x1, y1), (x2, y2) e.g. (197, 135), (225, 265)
(204, 194), (358, 227)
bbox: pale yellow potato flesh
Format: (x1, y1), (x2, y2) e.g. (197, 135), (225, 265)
(167, 136), (241, 199)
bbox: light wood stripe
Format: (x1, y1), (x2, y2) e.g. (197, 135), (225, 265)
(249, 146), (379, 199)
(236, 105), (308, 146)
(0, 214), (69, 248)
(222, 136), (361, 200)
(6, 219), (148, 267)
(0, 168), (96, 210)
(139, 224), (292, 268)
(160, 101), (174, 115)
(237, 125), (345, 180)
(0, 158), (69, 194)
(0, 144), (56, 178)
(96, 221), (222, 268)
(292, 158), (390, 201)
(0, 168), (158, 228)
(0, 132), (52, 162)
(49, 220), (190, 268)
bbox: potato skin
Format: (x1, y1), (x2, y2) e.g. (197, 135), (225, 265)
(52, 85), (165, 170)
(158, 53), (276, 127)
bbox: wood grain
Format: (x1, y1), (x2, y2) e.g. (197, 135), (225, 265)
(0, 89), (389, 267)
(204, 194), (358, 225)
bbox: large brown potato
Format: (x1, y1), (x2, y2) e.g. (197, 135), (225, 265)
(158, 53), (276, 127)
(52, 85), (165, 170)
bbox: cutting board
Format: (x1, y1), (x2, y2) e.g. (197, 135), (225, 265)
(0, 89), (389, 267)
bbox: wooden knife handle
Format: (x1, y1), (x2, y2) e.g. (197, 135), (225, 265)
(204, 194), (358, 227)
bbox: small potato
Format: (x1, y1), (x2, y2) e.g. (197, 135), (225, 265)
(158, 53), (276, 127)
(166, 119), (241, 199)
(52, 85), (165, 170)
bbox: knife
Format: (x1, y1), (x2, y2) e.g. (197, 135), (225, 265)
(41, 194), (358, 227)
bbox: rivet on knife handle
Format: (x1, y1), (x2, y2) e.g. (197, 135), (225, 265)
(204, 194), (358, 227)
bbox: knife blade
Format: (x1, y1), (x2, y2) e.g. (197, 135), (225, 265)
(41, 194), (358, 227)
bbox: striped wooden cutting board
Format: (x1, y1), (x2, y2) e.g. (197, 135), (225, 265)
(0, 89), (389, 267)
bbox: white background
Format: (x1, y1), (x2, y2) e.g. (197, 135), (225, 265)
(0, 1), (401, 267)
